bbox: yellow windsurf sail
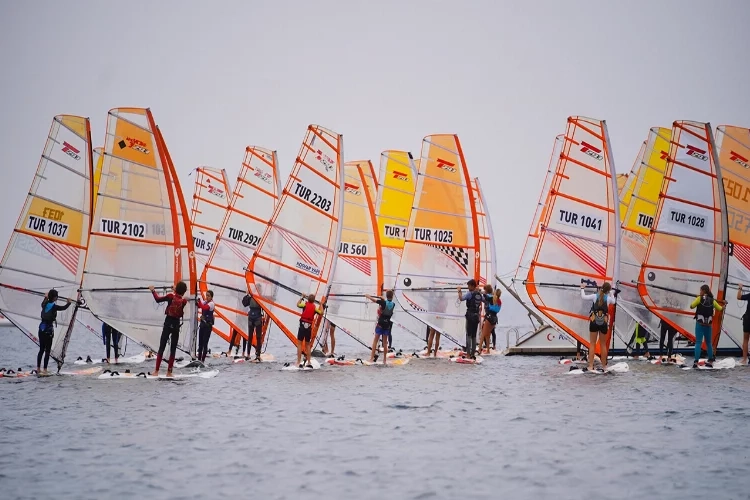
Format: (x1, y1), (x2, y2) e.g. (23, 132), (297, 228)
(81, 108), (197, 354)
(0, 115), (94, 368)
(525, 117), (621, 351)
(395, 134), (480, 344)
(473, 177), (496, 287)
(324, 161), (383, 347)
(716, 124), (750, 347)
(93, 146), (104, 210)
(246, 125), (344, 346)
(638, 121), (729, 349)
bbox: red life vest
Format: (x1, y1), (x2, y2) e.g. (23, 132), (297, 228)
(300, 302), (316, 323)
(165, 294), (187, 319)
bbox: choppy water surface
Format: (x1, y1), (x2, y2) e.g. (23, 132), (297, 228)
(2, 329), (750, 500)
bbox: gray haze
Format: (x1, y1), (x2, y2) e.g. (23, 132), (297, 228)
(1, 0), (748, 323)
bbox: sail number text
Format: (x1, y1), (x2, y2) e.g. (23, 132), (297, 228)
(384, 224), (407, 240)
(414, 227), (453, 243)
(26, 214), (69, 239)
(294, 182), (331, 213)
(339, 242), (367, 256)
(669, 210), (705, 229)
(228, 227), (260, 247)
(100, 218), (146, 239)
(557, 209), (602, 232)
(193, 236), (213, 253)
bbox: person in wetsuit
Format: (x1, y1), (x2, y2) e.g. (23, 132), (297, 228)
(581, 281), (615, 372)
(626, 322), (651, 359)
(657, 319), (677, 362)
(689, 284), (724, 368)
(196, 290), (215, 363)
(366, 290), (396, 365)
(37, 289), (71, 374)
(320, 320), (336, 357)
(102, 322), (122, 364)
(243, 292), (264, 361)
(458, 279), (483, 360)
(296, 294), (322, 368)
(149, 282), (188, 377)
(478, 285), (500, 354)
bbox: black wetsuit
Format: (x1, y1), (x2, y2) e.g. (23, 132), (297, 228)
(463, 290), (483, 357)
(659, 319), (677, 359)
(102, 323), (121, 360)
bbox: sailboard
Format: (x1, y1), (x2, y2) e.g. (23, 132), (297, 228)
(614, 129), (671, 346)
(323, 161), (383, 348)
(638, 121), (731, 350)
(374, 151), (425, 343)
(246, 125), (344, 346)
(189, 166), (230, 270)
(715, 124), (750, 347)
(80, 108), (198, 356)
(0, 115), (94, 368)
(201, 147), (281, 345)
(525, 117), (621, 351)
(394, 134), (480, 345)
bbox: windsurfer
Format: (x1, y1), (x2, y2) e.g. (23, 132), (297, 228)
(658, 319), (677, 363)
(36, 289), (71, 374)
(366, 290), (396, 365)
(296, 294), (322, 368)
(491, 288), (501, 350)
(735, 284), (750, 365)
(689, 285), (724, 368)
(243, 292), (264, 361)
(149, 282), (188, 378)
(458, 279), (483, 360)
(102, 322), (122, 364)
(478, 285), (499, 354)
(320, 320), (336, 357)
(580, 281), (615, 372)
(626, 322), (651, 360)
(196, 290), (215, 363)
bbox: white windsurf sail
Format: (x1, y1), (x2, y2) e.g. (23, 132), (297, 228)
(81, 108), (197, 354)
(638, 121), (731, 349)
(246, 125), (344, 345)
(324, 161), (383, 346)
(201, 147), (280, 345)
(189, 166), (230, 270)
(0, 115), (93, 368)
(714, 125), (750, 347)
(525, 117), (621, 353)
(473, 177), (496, 287)
(395, 134), (480, 345)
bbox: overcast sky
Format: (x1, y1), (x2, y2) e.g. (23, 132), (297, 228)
(1, 0), (748, 321)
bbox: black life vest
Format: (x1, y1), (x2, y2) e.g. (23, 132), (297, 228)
(377, 300), (395, 328)
(466, 290), (483, 318)
(589, 296), (609, 325)
(695, 295), (715, 325)
(40, 299), (56, 330)
(245, 295), (263, 320)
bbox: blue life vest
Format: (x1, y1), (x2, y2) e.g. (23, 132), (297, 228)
(377, 300), (395, 328)
(39, 301), (56, 332)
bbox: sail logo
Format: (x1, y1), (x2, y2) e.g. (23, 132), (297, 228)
(686, 144), (707, 161)
(660, 150), (670, 161)
(636, 213), (654, 229)
(206, 181), (226, 199)
(392, 170), (409, 182)
(730, 151), (750, 169)
(580, 141), (603, 161)
(61, 141), (81, 160)
(315, 150), (335, 172)
(436, 158), (456, 173)
(118, 137), (150, 155)
(344, 182), (361, 196)
(295, 261), (321, 276)
(253, 167), (272, 184)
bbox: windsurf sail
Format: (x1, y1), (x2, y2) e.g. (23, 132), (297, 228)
(93, 146), (104, 209)
(375, 151), (425, 342)
(715, 125), (750, 347)
(349, 160), (378, 201)
(525, 117), (621, 349)
(245, 125), (344, 345)
(0, 115), (94, 368)
(323, 161), (383, 346)
(508, 135), (564, 324)
(617, 140), (646, 212)
(473, 177), (496, 287)
(200, 147), (280, 344)
(395, 134), (480, 344)
(80, 108), (197, 355)
(189, 167), (230, 270)
(617, 173), (630, 195)
(613, 129), (671, 345)
(637, 121), (729, 348)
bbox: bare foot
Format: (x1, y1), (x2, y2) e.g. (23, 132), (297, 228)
(165, 371), (173, 378)
(150, 371), (159, 377)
